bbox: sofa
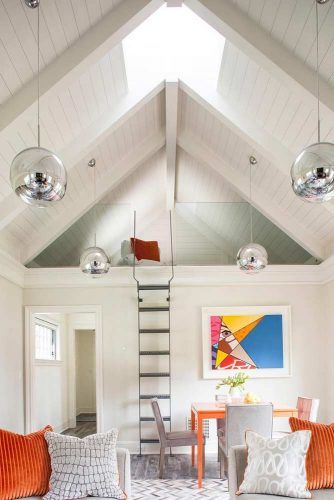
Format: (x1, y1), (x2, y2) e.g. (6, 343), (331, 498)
(229, 445), (332, 500)
(22, 448), (131, 500)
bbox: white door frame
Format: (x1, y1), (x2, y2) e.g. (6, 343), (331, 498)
(25, 305), (103, 434)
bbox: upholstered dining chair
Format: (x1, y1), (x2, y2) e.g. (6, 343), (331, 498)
(273, 396), (320, 438)
(218, 403), (273, 479)
(297, 396), (320, 421)
(150, 398), (206, 479)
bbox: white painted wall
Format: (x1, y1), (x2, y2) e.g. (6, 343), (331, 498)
(23, 276), (328, 452)
(323, 279), (334, 422)
(0, 276), (23, 433)
(75, 329), (96, 415)
(33, 314), (69, 432)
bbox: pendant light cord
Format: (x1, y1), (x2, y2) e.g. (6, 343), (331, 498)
(316, 0), (321, 143)
(249, 159), (253, 243)
(37, 1), (40, 147)
(93, 164), (97, 247)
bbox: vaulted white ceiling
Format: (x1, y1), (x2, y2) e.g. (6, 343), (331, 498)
(1, 0), (334, 268)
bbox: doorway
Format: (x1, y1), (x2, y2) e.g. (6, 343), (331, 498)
(25, 305), (103, 435)
(66, 329), (97, 437)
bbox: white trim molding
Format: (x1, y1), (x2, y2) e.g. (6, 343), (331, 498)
(24, 305), (103, 434)
(0, 249), (25, 287)
(24, 263), (328, 288)
(2, 255), (334, 290)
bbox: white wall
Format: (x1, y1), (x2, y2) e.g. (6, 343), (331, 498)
(0, 276), (23, 433)
(75, 329), (96, 415)
(33, 314), (69, 432)
(324, 279), (334, 422)
(23, 278), (328, 452)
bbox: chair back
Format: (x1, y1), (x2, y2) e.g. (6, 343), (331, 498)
(226, 403), (273, 452)
(151, 398), (167, 445)
(297, 397), (320, 422)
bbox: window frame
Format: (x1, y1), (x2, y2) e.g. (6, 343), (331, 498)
(34, 317), (61, 363)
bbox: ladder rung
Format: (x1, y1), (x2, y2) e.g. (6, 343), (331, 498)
(140, 439), (160, 444)
(140, 350), (170, 356)
(139, 306), (169, 312)
(139, 329), (170, 334)
(140, 417), (170, 422)
(140, 372), (170, 377)
(140, 394), (170, 400)
(138, 285), (170, 291)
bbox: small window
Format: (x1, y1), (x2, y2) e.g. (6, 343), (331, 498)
(35, 320), (59, 361)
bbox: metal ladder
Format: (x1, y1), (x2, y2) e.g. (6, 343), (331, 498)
(133, 211), (174, 456)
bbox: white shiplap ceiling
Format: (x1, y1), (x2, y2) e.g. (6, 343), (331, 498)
(1, 0), (334, 268)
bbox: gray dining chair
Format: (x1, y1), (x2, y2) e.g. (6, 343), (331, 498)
(217, 417), (225, 461)
(218, 402), (273, 479)
(150, 398), (206, 479)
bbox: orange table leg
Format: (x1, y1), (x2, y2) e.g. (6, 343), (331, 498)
(197, 415), (203, 488)
(191, 408), (195, 466)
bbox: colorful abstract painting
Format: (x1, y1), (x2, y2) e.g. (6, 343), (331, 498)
(202, 307), (291, 378)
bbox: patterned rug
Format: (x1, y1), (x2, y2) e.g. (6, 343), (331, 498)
(131, 479), (229, 499)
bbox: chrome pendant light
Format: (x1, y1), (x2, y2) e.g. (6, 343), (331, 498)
(80, 159), (110, 276)
(291, 0), (334, 203)
(237, 156), (268, 274)
(10, 0), (67, 208)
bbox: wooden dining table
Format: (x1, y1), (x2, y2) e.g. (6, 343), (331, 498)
(191, 402), (298, 488)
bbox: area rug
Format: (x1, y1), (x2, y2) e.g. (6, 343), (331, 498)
(131, 479), (229, 499)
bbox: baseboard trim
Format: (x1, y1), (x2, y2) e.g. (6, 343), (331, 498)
(76, 409), (96, 416)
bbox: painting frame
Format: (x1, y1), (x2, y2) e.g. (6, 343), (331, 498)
(202, 306), (291, 379)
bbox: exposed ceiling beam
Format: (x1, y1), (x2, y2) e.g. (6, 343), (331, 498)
(0, 82), (165, 232)
(0, 0), (163, 137)
(180, 80), (293, 172)
(180, 80), (334, 217)
(22, 131), (166, 264)
(178, 130), (325, 260)
(166, 0), (183, 5)
(186, 0), (334, 124)
(166, 80), (179, 210)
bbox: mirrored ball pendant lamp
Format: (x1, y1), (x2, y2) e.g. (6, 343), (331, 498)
(10, 0), (66, 208)
(80, 159), (110, 277)
(291, 0), (334, 203)
(80, 246), (110, 276)
(237, 156), (268, 274)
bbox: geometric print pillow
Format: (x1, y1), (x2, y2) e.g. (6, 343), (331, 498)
(237, 430), (312, 499)
(44, 430), (126, 500)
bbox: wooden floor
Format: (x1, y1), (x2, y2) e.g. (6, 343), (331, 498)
(131, 454), (220, 480)
(62, 417), (220, 480)
(62, 413), (97, 438)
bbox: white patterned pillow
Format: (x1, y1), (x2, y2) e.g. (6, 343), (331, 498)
(44, 430), (125, 500)
(238, 430), (311, 499)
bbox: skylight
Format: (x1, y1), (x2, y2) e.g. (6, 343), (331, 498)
(123, 4), (225, 87)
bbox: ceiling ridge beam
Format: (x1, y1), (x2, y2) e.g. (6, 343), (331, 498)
(185, 0), (334, 125)
(0, 81), (165, 232)
(166, 79), (179, 210)
(22, 130), (166, 264)
(0, 0), (163, 136)
(178, 130), (325, 260)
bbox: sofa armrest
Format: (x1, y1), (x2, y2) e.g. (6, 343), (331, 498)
(228, 446), (248, 500)
(117, 448), (131, 498)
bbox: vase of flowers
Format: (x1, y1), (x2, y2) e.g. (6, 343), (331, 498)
(216, 373), (249, 402)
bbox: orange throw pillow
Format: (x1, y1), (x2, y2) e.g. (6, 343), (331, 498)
(289, 417), (334, 489)
(0, 425), (53, 500)
(131, 238), (160, 262)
